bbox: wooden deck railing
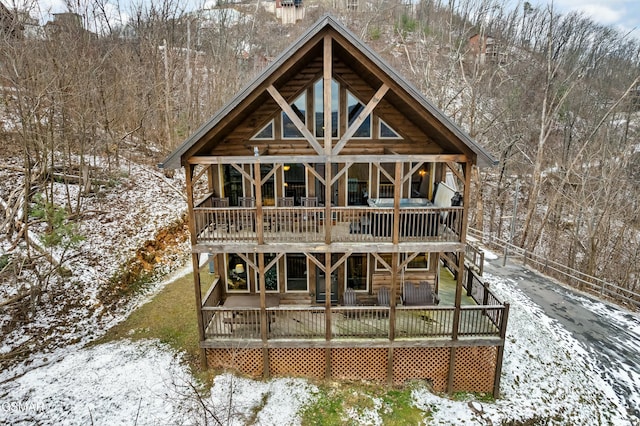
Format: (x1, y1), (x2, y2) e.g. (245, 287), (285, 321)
(202, 303), (506, 340)
(193, 206), (463, 244)
(465, 242), (485, 275)
(201, 278), (222, 332)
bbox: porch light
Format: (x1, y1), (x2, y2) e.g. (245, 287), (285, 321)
(283, 165), (291, 171)
(235, 264), (245, 274)
(419, 169), (426, 176)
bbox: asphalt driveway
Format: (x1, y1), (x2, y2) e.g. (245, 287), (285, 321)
(485, 258), (640, 423)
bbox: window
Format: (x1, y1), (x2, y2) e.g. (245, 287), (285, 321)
(251, 121), (274, 139)
(347, 163), (370, 206)
(374, 253), (429, 271)
(375, 253), (393, 271)
(406, 253), (429, 270)
(378, 163), (394, 198)
(227, 254), (249, 292)
(259, 164), (275, 206)
(283, 164), (306, 204)
(314, 79), (339, 138)
(379, 119), (400, 138)
(282, 92), (306, 138)
(256, 253), (279, 292)
(223, 165), (243, 206)
(346, 91), (371, 138)
(346, 254), (368, 291)
(286, 254), (308, 291)
(407, 162), (431, 199)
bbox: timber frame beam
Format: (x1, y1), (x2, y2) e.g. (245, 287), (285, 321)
(188, 154), (468, 165)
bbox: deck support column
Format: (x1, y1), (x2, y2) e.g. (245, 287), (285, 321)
(323, 34), (333, 380)
(493, 303), (510, 397)
(185, 164), (207, 368)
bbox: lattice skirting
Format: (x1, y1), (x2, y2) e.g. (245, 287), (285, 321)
(393, 347), (450, 391)
(269, 348), (325, 379)
(452, 346), (497, 393)
(205, 348), (264, 378)
(205, 346), (497, 393)
(331, 348), (388, 382)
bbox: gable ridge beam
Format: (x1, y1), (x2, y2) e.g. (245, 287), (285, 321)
(267, 85), (324, 155)
(332, 83), (389, 155)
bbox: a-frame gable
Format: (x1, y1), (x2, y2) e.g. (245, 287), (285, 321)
(160, 15), (496, 169)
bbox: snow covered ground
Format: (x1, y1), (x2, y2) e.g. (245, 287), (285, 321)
(1, 253), (637, 425)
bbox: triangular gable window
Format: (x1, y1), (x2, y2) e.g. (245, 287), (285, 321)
(379, 119), (401, 139)
(251, 121), (274, 139)
(346, 91), (371, 138)
(282, 92), (306, 138)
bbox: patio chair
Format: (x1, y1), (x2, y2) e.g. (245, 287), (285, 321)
(343, 287), (359, 318)
(418, 281), (440, 305)
(300, 197), (318, 207)
(404, 282), (439, 306)
(277, 197), (294, 207)
(344, 288), (357, 305)
(377, 286), (391, 306)
(238, 197), (256, 207)
(211, 197), (229, 207)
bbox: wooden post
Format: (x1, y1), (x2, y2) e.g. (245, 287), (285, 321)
(254, 162), (264, 244)
(323, 35), (333, 246)
(493, 303), (510, 397)
(185, 164), (207, 368)
(258, 252), (270, 377)
(389, 162), (402, 342)
(449, 162), (472, 393)
(323, 34), (333, 381)
(325, 252), (332, 379)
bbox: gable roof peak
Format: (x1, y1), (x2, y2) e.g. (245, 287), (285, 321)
(160, 14), (496, 169)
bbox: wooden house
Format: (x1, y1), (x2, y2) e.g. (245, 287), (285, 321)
(468, 33), (506, 67)
(160, 15), (509, 395)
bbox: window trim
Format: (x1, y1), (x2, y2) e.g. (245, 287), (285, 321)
(251, 120), (275, 140)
